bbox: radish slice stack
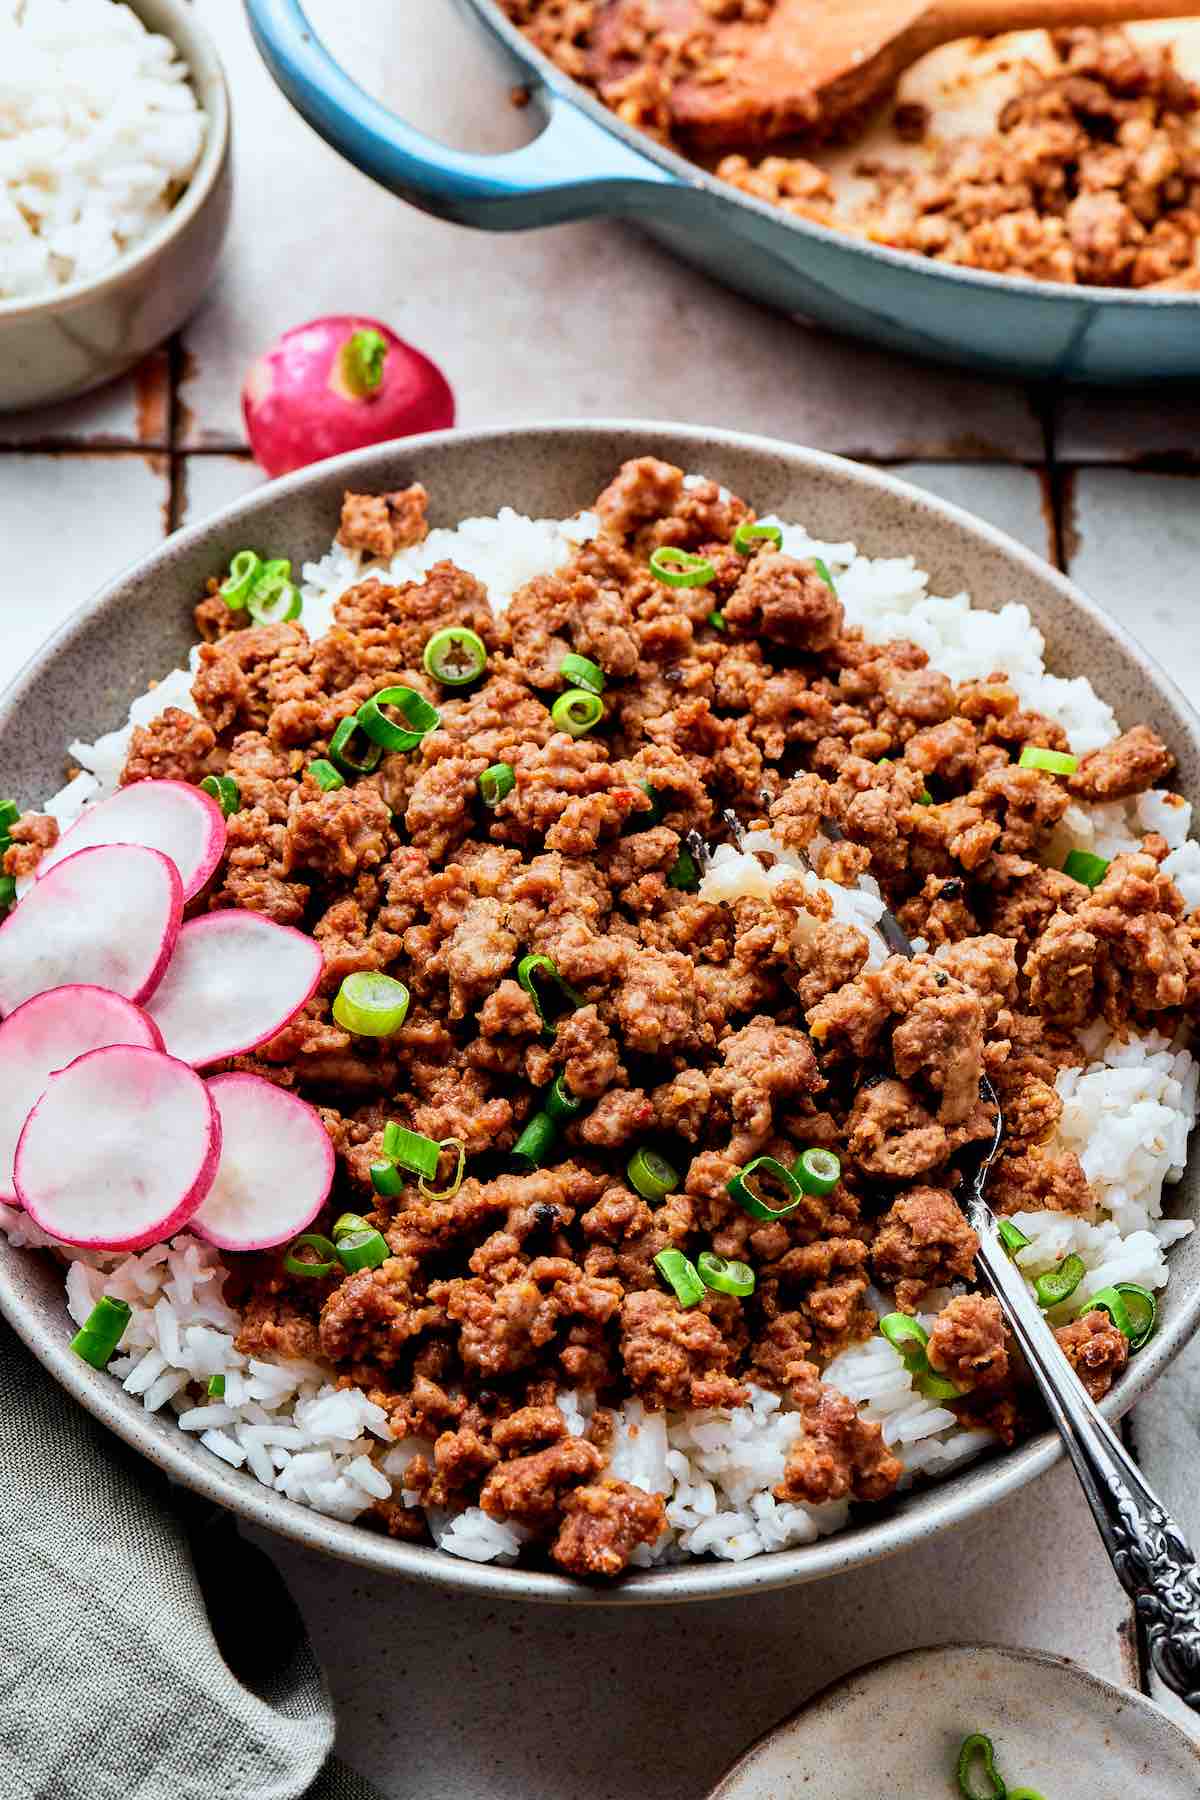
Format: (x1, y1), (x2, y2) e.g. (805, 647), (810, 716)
(15, 1045), (222, 1251)
(0, 986), (163, 1201)
(145, 911), (324, 1067)
(192, 1073), (335, 1250)
(34, 779), (227, 901)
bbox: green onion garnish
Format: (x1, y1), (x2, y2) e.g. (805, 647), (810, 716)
(1063, 848), (1109, 887)
(707, 610), (727, 631)
(732, 520), (783, 555)
(370, 1160), (405, 1197)
(200, 773), (240, 818)
(423, 626), (488, 687)
(0, 799), (20, 832)
(916, 1369), (963, 1401)
(627, 1146), (678, 1202)
(998, 1219), (1030, 1255)
(208, 1374), (226, 1398)
(512, 1110), (557, 1171)
(654, 1248), (706, 1308)
(247, 558), (301, 625)
(329, 715), (383, 778)
(879, 1312), (961, 1401)
(332, 971), (410, 1037)
(649, 546), (716, 589)
(337, 1227), (390, 1273)
(666, 847), (699, 891)
(517, 952), (581, 1035)
(382, 1122), (441, 1178)
(792, 1147), (841, 1196)
(1087, 1282), (1157, 1351)
(550, 689), (604, 736)
(478, 762), (515, 808)
(916, 788), (934, 805)
(623, 781), (662, 834)
(1019, 745), (1078, 776)
(339, 327), (387, 397)
(545, 1074), (583, 1122)
(956, 1733), (1006, 1800)
(1034, 1253), (1086, 1308)
(357, 685), (440, 753)
(419, 1137), (466, 1200)
(70, 1295), (131, 1368)
(727, 1155), (805, 1221)
(283, 1233), (337, 1279)
(812, 556), (837, 593)
(0, 874), (16, 912)
(332, 1212), (370, 1241)
(219, 549), (262, 610)
(697, 1250), (755, 1297)
(559, 652), (605, 696)
(308, 758), (345, 792)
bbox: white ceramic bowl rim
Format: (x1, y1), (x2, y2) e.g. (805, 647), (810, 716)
(3, 419), (1200, 1605)
(0, 0), (230, 323)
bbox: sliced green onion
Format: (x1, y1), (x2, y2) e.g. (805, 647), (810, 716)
(667, 847), (699, 891)
(219, 549), (262, 610)
(880, 1312), (929, 1356)
(916, 788), (934, 805)
(247, 559), (301, 625)
(732, 520), (783, 555)
(308, 757), (345, 792)
(545, 1074), (582, 1122)
(649, 546), (716, 589)
(1087, 1282), (1157, 1352)
(517, 952), (581, 1034)
(207, 1374), (226, 1399)
(559, 652), (605, 696)
(793, 1147), (841, 1196)
(382, 1123), (441, 1178)
(329, 715), (383, 778)
(478, 762), (515, 808)
(916, 1369), (962, 1401)
(339, 327), (387, 397)
(332, 970), (410, 1037)
(1008, 1791), (1047, 1800)
(623, 781), (662, 834)
(370, 1160), (404, 1197)
(332, 1212), (370, 1242)
(0, 799), (20, 832)
(419, 1137), (467, 1200)
(284, 1233), (337, 1279)
(627, 1146), (678, 1202)
(357, 685), (440, 753)
(512, 1110), (557, 1171)
(697, 1250), (755, 1297)
(998, 1219), (1030, 1256)
(69, 1296), (131, 1368)
(200, 773), (240, 818)
(337, 1227), (390, 1273)
(1019, 745), (1078, 776)
(551, 688), (604, 736)
(707, 609), (726, 631)
(812, 556), (837, 593)
(423, 626), (488, 687)
(1034, 1253), (1086, 1308)
(956, 1733), (1006, 1800)
(728, 1155), (805, 1221)
(0, 874), (16, 911)
(654, 1248), (706, 1308)
(1063, 848), (1109, 887)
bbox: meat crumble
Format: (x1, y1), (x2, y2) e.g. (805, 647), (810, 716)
(16, 455), (1192, 1578)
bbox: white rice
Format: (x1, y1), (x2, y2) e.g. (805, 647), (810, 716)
(0, 0), (206, 301)
(6, 490), (1199, 1565)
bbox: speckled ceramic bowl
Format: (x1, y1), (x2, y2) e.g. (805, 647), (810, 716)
(0, 0), (231, 413)
(2, 421), (1199, 1603)
(709, 1643), (1200, 1798)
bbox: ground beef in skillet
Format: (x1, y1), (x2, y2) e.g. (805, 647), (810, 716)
(22, 452), (1185, 1579)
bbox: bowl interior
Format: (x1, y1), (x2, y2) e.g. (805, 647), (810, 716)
(3, 420), (1199, 1604)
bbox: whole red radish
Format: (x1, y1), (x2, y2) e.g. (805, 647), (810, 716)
(242, 315), (454, 478)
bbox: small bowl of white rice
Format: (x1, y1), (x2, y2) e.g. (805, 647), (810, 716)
(0, 0), (230, 411)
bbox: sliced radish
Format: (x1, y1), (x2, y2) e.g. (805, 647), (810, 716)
(191, 1073), (335, 1251)
(15, 1044), (221, 1250)
(0, 986), (163, 1203)
(36, 779), (227, 901)
(145, 910), (323, 1068)
(0, 844), (182, 1018)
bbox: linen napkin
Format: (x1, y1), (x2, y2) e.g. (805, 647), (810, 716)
(0, 1320), (386, 1800)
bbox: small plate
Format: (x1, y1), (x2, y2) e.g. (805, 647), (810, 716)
(709, 1643), (1200, 1799)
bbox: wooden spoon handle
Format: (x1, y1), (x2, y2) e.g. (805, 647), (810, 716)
(924, 0), (1200, 42)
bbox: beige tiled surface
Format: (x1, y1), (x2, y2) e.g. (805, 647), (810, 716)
(2, 0), (1200, 1788)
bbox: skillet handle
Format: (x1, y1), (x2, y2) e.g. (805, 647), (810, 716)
(244, 0), (682, 229)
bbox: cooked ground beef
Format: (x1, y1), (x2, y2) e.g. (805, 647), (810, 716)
(25, 453), (1186, 1579)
